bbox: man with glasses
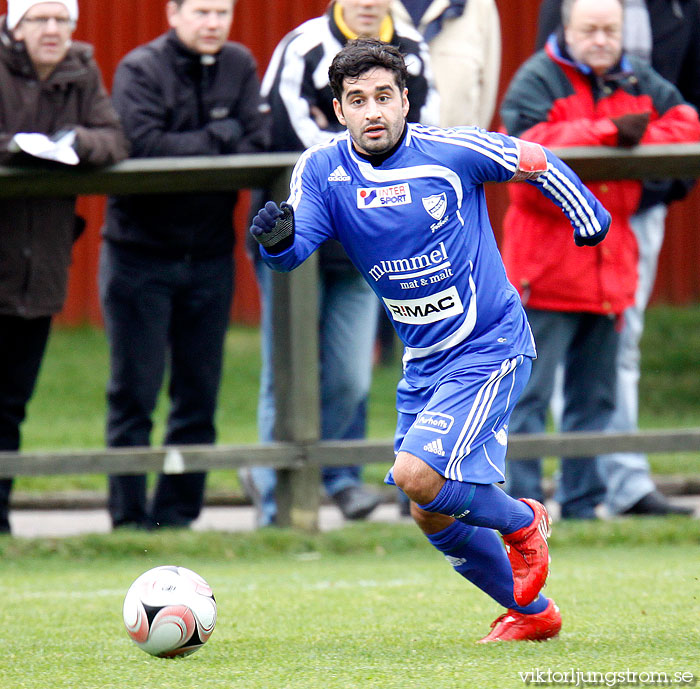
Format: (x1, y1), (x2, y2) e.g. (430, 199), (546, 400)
(0, 0), (129, 534)
(535, 0), (700, 518)
(499, 0), (700, 519)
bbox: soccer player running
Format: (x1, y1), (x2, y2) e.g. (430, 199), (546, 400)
(250, 39), (611, 643)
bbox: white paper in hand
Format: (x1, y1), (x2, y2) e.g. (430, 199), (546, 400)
(10, 132), (79, 166)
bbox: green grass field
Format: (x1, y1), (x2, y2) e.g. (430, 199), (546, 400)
(1, 520), (699, 689)
(3, 307), (700, 688)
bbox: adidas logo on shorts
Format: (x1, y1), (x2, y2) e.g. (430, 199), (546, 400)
(328, 165), (350, 182)
(423, 438), (445, 456)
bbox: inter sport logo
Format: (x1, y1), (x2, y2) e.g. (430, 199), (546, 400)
(357, 184), (412, 209)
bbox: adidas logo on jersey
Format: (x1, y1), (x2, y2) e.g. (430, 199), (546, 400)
(423, 438), (445, 456)
(328, 165), (350, 182)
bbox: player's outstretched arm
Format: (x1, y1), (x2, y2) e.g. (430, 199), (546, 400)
(249, 201), (295, 254)
(514, 139), (612, 247)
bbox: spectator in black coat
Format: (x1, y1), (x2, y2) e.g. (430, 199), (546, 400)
(100, 0), (269, 529)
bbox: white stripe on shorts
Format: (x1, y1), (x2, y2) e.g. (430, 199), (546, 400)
(446, 357), (519, 481)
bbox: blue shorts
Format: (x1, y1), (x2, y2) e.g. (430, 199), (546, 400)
(386, 355), (532, 485)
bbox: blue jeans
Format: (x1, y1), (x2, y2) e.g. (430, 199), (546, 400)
(598, 205), (667, 513)
(549, 206), (668, 513)
(247, 260), (379, 526)
(505, 309), (617, 519)
(99, 241), (233, 527)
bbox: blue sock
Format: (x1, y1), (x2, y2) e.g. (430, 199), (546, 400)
(419, 480), (534, 534)
(427, 520), (548, 613)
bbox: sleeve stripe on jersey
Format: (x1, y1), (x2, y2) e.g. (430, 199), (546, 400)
(411, 124), (602, 238)
(416, 126), (521, 167)
(411, 127), (519, 174)
(287, 149), (311, 209)
(414, 124), (522, 165)
(451, 128), (522, 166)
(539, 166), (602, 237)
(287, 137), (344, 208)
(548, 165), (603, 237)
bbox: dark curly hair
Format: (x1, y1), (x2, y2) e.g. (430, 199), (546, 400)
(328, 38), (408, 103)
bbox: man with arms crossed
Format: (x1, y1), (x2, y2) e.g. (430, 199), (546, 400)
(249, 39), (612, 642)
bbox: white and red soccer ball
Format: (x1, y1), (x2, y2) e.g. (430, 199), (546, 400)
(123, 565), (217, 658)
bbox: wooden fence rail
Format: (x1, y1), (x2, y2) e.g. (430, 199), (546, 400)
(1, 144), (699, 530)
(2, 429), (699, 478)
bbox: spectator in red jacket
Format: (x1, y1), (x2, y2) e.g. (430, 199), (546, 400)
(535, 0), (700, 517)
(499, 0), (700, 519)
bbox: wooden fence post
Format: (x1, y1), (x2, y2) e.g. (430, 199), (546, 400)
(269, 170), (321, 530)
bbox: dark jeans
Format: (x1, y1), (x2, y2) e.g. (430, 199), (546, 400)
(99, 241), (233, 528)
(0, 314), (52, 532)
(505, 309), (618, 519)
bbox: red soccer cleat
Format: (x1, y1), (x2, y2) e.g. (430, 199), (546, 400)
(502, 498), (551, 606)
(477, 598), (561, 643)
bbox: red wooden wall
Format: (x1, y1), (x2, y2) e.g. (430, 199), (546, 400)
(2, 0), (698, 325)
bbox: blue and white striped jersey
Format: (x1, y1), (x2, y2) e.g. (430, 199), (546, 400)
(260, 124), (610, 387)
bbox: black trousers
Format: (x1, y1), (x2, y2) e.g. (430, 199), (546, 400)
(0, 314), (52, 532)
(99, 241), (233, 528)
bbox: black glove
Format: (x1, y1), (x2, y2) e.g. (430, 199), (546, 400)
(206, 118), (243, 153)
(610, 112), (650, 148)
(249, 201), (295, 254)
(574, 214), (611, 247)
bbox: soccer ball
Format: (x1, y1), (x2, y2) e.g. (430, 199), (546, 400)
(122, 565), (217, 658)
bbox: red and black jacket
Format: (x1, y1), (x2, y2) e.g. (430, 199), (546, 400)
(499, 36), (700, 316)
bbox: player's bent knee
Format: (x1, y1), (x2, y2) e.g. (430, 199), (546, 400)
(410, 502), (455, 534)
(392, 451), (445, 505)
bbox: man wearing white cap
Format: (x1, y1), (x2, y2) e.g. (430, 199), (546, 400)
(6, 1), (78, 78)
(0, 1), (128, 534)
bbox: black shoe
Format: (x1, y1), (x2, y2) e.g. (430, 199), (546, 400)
(332, 485), (382, 520)
(112, 519), (152, 530)
(151, 518), (193, 530)
(622, 490), (694, 516)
